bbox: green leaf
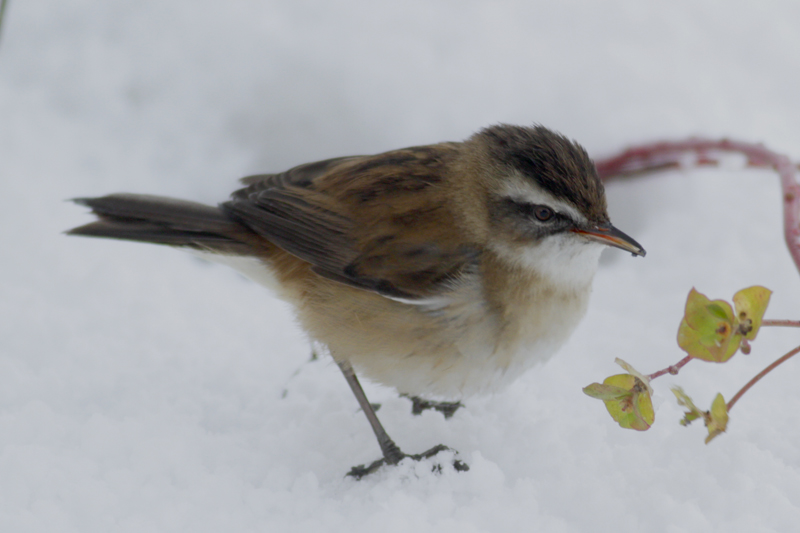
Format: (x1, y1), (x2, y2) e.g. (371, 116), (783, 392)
(673, 388), (729, 443)
(706, 303), (731, 321)
(614, 357), (653, 395)
(705, 393), (729, 444)
(677, 288), (741, 363)
(732, 286), (772, 341)
(582, 382), (632, 401)
(672, 386), (704, 426)
(600, 374), (654, 431)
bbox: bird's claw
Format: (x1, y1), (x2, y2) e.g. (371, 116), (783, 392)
(346, 444), (469, 479)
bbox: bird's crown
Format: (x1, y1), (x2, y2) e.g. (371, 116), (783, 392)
(477, 124), (608, 224)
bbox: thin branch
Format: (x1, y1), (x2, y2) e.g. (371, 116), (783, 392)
(762, 319), (800, 328)
(594, 139), (800, 277)
(727, 344), (800, 411)
(647, 354), (694, 381)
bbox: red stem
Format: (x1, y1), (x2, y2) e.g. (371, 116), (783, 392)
(647, 354), (694, 380)
(595, 141), (800, 415)
(727, 344), (800, 411)
(762, 319), (800, 328)
(594, 139), (800, 276)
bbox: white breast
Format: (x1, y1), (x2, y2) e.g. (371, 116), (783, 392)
(341, 238), (604, 399)
(188, 238), (603, 400)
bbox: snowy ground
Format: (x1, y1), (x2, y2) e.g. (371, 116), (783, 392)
(2, 1), (800, 531)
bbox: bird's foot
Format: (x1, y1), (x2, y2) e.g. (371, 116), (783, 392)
(403, 395), (463, 419)
(346, 444), (469, 479)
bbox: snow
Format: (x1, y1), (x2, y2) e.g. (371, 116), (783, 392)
(2, 1), (800, 531)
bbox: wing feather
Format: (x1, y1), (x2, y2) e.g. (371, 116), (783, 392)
(223, 146), (481, 301)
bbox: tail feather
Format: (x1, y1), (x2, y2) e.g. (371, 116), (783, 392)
(68, 193), (256, 255)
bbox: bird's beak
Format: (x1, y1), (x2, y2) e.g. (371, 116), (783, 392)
(572, 223), (646, 257)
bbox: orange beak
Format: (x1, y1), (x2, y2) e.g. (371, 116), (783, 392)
(572, 223), (646, 257)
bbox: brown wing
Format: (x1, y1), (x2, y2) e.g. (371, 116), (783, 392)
(222, 144), (481, 300)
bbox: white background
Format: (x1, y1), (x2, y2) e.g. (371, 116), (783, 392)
(1, 1), (800, 531)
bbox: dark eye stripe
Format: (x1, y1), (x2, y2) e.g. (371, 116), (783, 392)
(508, 200), (558, 222)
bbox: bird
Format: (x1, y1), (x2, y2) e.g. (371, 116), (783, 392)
(68, 124), (645, 477)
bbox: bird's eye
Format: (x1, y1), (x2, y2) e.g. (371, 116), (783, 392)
(533, 205), (554, 221)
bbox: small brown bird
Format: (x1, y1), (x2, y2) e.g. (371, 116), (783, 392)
(69, 124), (645, 476)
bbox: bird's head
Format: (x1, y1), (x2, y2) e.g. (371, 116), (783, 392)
(470, 124), (645, 287)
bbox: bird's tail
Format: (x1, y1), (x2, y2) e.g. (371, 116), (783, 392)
(67, 193), (255, 255)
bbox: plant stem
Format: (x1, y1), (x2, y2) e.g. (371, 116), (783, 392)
(647, 354), (694, 380)
(594, 139), (800, 278)
(762, 319), (800, 328)
(727, 344), (800, 411)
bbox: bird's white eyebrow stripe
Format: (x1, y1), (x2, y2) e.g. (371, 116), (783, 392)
(500, 176), (586, 224)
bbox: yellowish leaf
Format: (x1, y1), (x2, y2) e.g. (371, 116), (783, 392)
(732, 286), (772, 341)
(705, 393), (729, 444)
(677, 288), (741, 362)
(583, 382), (632, 401)
(672, 386), (703, 426)
(601, 374), (654, 431)
(614, 358), (653, 395)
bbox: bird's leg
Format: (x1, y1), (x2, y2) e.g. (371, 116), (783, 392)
(401, 394), (463, 419)
(336, 359), (404, 466)
(336, 359), (469, 479)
